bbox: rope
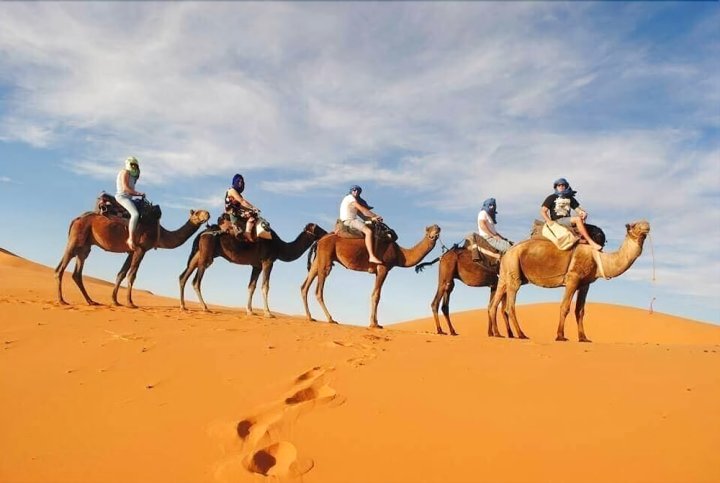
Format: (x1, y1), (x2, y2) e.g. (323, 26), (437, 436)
(648, 233), (656, 282)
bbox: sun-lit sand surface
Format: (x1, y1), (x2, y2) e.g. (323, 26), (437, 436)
(1, 247), (719, 483)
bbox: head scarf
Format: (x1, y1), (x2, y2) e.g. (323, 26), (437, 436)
(125, 156), (140, 178)
(349, 184), (373, 210)
(482, 197), (497, 224)
(232, 173), (245, 193)
(553, 178), (576, 198)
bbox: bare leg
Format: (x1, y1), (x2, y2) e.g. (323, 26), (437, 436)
(364, 231), (382, 265)
(369, 266), (389, 328)
(575, 284), (592, 342)
(573, 217), (602, 251)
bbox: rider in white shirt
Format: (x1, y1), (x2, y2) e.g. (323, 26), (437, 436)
(339, 185), (384, 265)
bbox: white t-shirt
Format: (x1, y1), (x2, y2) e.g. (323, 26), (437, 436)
(116, 169), (137, 196)
(339, 194), (358, 221)
(477, 210), (498, 238)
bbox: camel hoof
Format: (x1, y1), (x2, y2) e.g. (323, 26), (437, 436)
(329, 320), (339, 325)
(369, 324), (383, 329)
(579, 338), (592, 343)
(450, 331), (459, 336)
(437, 330), (446, 335)
(555, 336), (568, 342)
(264, 312), (275, 319)
(58, 300), (68, 306)
(518, 334), (529, 340)
(128, 304), (138, 309)
(88, 301), (100, 306)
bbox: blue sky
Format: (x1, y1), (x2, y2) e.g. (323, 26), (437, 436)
(0, 2), (718, 326)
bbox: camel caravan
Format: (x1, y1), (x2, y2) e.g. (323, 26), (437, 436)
(55, 162), (650, 342)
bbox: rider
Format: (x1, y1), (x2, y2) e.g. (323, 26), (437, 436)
(540, 177), (602, 251)
(476, 197), (512, 260)
(115, 156), (145, 250)
(339, 185), (384, 265)
(225, 173), (260, 242)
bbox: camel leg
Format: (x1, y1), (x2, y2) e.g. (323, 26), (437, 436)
(556, 279), (579, 342)
(314, 261), (337, 324)
(112, 254), (133, 306)
(300, 260), (319, 321)
(71, 246), (99, 306)
(487, 280), (506, 337)
(55, 245), (79, 305)
(489, 286), (514, 338)
(178, 254), (200, 310)
(441, 281), (457, 335)
(191, 264), (210, 312)
(499, 293), (518, 338)
(369, 266), (390, 329)
(430, 280), (449, 335)
(260, 260), (274, 318)
(504, 282), (527, 339)
(124, 250), (147, 309)
(574, 284), (592, 343)
(247, 266), (261, 316)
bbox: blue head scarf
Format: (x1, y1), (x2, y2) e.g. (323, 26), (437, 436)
(482, 197), (497, 224)
(232, 173), (245, 193)
(349, 184), (373, 210)
(553, 178), (576, 198)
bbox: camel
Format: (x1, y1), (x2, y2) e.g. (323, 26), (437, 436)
(55, 206), (210, 308)
(111, 209), (211, 305)
(301, 224), (441, 328)
(488, 220), (651, 342)
(179, 223), (327, 317)
(415, 245), (510, 337)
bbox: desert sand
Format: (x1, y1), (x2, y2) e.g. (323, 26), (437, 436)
(1, 247), (719, 483)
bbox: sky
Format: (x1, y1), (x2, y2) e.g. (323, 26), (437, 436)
(0, 2), (718, 327)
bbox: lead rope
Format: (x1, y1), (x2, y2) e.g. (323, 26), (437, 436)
(592, 248), (609, 280)
(648, 233), (656, 314)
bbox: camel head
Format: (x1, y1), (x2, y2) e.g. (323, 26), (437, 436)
(626, 220), (651, 245)
(304, 223), (329, 240)
(425, 224), (441, 240)
(189, 209), (211, 226)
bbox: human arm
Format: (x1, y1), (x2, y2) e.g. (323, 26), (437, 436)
(228, 189), (258, 212)
(353, 200), (382, 222)
(575, 206), (588, 221)
(540, 206), (553, 224)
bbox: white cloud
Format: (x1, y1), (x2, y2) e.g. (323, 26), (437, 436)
(0, 2), (717, 311)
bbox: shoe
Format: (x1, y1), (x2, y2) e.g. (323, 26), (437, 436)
(369, 257), (383, 265)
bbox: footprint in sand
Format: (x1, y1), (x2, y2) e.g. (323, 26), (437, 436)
(243, 441), (314, 477)
(214, 365), (344, 481)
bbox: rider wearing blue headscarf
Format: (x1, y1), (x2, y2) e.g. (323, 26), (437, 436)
(477, 197), (512, 258)
(540, 177), (602, 251)
(224, 173), (260, 242)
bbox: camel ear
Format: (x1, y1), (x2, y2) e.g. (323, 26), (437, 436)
(190, 209), (195, 215)
(626, 223), (631, 232)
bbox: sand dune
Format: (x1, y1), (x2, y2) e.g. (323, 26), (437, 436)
(1, 249), (719, 483)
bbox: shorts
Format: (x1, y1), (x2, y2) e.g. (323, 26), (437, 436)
(484, 236), (512, 253)
(555, 217), (573, 228)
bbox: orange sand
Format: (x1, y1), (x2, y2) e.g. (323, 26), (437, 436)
(1, 248), (719, 483)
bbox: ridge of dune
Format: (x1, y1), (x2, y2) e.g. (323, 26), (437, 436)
(1, 246), (720, 483)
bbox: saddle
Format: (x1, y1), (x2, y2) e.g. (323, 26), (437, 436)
(529, 219), (606, 248)
(464, 233), (500, 267)
(334, 219), (398, 243)
(95, 192), (131, 218)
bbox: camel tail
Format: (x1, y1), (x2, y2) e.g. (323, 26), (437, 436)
(306, 241), (318, 271)
(415, 257), (440, 273)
